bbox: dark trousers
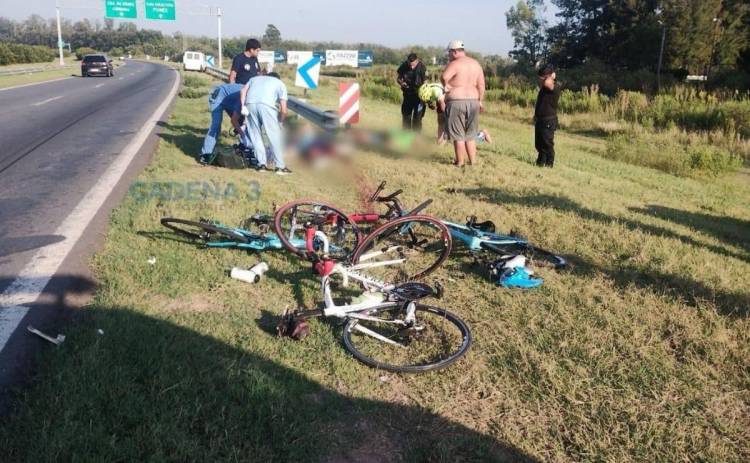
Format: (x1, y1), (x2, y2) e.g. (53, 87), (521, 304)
(401, 93), (425, 131)
(535, 118), (557, 167)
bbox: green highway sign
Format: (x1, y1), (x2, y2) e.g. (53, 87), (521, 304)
(104, 0), (137, 19)
(145, 0), (176, 20)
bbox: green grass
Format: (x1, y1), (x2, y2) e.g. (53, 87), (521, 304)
(0, 65), (77, 89)
(1, 71), (749, 462)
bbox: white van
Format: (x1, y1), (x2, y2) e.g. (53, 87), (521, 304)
(183, 51), (206, 71)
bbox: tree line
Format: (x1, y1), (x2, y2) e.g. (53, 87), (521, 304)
(505, 0), (750, 91)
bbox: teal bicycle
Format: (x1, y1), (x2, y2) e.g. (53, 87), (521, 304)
(160, 214), (302, 251)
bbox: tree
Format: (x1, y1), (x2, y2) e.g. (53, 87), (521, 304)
(262, 24), (281, 48)
(505, 0), (547, 67)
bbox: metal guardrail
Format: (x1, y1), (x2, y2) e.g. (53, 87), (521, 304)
(203, 66), (339, 132)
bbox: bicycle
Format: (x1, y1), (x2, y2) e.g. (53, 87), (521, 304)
(275, 217), (471, 373)
(160, 213), (303, 251)
(273, 197), (451, 282)
(347, 181), (568, 285)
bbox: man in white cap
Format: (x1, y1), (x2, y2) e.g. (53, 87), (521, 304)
(441, 40), (485, 167)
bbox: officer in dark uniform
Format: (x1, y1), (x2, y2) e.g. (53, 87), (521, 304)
(534, 64), (561, 167)
(230, 38), (262, 85)
(397, 53), (427, 131)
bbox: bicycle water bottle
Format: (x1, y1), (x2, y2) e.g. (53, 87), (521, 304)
(230, 262), (269, 284)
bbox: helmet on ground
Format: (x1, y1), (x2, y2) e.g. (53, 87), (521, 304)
(418, 82), (444, 103)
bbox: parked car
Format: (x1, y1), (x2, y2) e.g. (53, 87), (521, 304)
(81, 54), (114, 77)
(183, 51), (206, 72)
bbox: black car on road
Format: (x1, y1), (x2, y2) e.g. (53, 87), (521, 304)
(81, 54), (114, 77)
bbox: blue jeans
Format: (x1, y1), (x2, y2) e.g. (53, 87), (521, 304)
(201, 108), (249, 156)
(246, 103), (284, 168)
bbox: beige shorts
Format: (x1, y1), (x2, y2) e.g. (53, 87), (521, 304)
(445, 99), (480, 142)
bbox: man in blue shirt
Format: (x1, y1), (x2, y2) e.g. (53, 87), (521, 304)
(200, 83), (250, 165)
(229, 39), (262, 85)
(240, 72), (290, 175)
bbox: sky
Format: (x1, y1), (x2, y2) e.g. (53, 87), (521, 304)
(2, 0), (559, 56)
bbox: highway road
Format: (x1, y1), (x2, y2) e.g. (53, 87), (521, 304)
(0, 60), (179, 409)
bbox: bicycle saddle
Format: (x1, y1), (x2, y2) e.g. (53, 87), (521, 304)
(391, 282), (441, 301)
(466, 216), (496, 233)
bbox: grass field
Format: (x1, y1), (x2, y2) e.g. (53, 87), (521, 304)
(1, 71), (749, 462)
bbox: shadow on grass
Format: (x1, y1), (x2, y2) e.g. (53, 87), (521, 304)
(458, 188), (750, 318)
(156, 121), (206, 161)
(0, 291), (537, 462)
(632, 205), (750, 252)
(459, 188), (750, 265)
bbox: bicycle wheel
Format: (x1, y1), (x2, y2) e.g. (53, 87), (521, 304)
(161, 218), (249, 244)
(273, 200), (362, 260)
(343, 303), (471, 373)
(350, 215), (451, 282)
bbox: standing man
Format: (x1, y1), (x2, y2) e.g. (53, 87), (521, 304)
(240, 72), (291, 175)
(200, 83), (249, 165)
(397, 53), (427, 131)
(441, 40), (485, 167)
(533, 64), (560, 167)
(229, 38), (262, 85)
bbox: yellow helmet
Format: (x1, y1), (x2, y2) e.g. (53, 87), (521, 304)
(418, 82), (444, 103)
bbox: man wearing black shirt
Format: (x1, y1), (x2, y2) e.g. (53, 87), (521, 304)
(534, 64), (561, 167)
(397, 53), (427, 131)
(230, 38), (262, 85)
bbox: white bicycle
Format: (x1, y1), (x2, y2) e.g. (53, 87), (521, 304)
(275, 213), (472, 373)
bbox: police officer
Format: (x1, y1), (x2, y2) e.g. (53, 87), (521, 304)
(397, 53), (427, 131)
(229, 38), (262, 85)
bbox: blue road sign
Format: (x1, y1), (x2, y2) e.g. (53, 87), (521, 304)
(297, 56), (321, 89)
(274, 51), (285, 63)
(312, 50), (326, 65)
(205, 55), (215, 67)
(358, 50), (374, 67)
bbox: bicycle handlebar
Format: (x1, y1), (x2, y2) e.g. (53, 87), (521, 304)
(377, 189), (403, 202)
(369, 181), (387, 203)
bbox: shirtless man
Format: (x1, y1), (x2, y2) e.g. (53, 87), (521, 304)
(440, 40), (485, 166)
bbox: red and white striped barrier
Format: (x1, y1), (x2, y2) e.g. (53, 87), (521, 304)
(339, 82), (360, 125)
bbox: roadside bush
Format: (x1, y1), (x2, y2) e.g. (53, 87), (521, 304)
(182, 74), (207, 88)
(604, 131), (741, 177)
(0, 42), (55, 65)
(74, 47), (97, 60)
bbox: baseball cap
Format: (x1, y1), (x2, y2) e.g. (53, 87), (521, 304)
(245, 38), (261, 50)
(407, 53), (418, 62)
(447, 40), (465, 51)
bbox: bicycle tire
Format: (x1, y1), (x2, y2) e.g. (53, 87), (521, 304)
(342, 303), (471, 373)
(160, 217), (250, 244)
(351, 215), (452, 281)
(273, 199), (362, 259)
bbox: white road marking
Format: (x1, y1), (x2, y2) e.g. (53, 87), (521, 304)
(0, 68), (180, 353)
(0, 76), (74, 93)
(118, 77), (123, 80)
(32, 95), (64, 106)
(95, 83), (105, 88)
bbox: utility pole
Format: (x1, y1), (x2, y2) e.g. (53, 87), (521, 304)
(657, 21), (666, 91)
(217, 7), (223, 69)
(55, 0), (64, 65)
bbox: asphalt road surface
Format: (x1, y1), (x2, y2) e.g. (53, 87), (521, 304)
(0, 60), (179, 410)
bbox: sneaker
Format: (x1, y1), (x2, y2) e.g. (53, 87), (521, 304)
(255, 164), (267, 172)
(498, 267), (543, 289)
(275, 167), (292, 176)
(198, 155), (209, 165)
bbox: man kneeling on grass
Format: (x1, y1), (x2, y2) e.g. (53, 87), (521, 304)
(240, 72), (291, 175)
(200, 83), (251, 165)
(534, 64), (560, 168)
